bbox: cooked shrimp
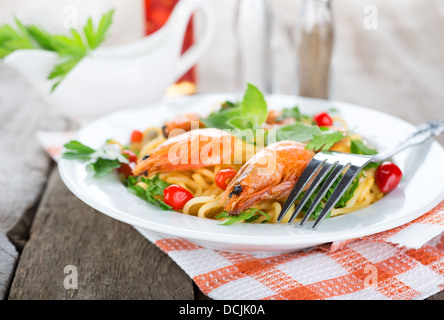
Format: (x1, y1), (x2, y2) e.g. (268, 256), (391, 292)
(133, 128), (236, 177)
(221, 140), (314, 216)
(162, 113), (205, 138)
(265, 110), (295, 126)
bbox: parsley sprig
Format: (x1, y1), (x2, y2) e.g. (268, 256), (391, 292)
(62, 140), (172, 211)
(0, 10), (114, 91)
(62, 139), (128, 177)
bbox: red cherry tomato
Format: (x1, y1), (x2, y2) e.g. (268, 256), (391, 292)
(122, 149), (138, 163)
(313, 112), (333, 127)
(215, 168), (237, 190)
(375, 161), (402, 193)
(117, 162), (135, 178)
(130, 130), (143, 143)
(163, 185), (194, 210)
(118, 150), (137, 178)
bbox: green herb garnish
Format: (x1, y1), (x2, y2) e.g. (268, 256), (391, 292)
(126, 175), (172, 211)
(305, 130), (345, 152)
(275, 122), (322, 143)
(0, 10), (114, 91)
(215, 208), (270, 225)
(296, 173), (361, 220)
(350, 138), (381, 169)
(200, 83), (267, 132)
(62, 139), (128, 177)
(275, 106), (313, 123)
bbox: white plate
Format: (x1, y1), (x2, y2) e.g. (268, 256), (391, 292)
(58, 94), (444, 253)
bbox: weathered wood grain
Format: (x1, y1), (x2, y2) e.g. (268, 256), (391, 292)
(8, 168), (194, 300)
(0, 65), (68, 299)
(331, 0), (444, 148)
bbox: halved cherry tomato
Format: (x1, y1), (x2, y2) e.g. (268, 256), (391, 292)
(375, 161), (402, 193)
(130, 130), (143, 143)
(215, 168), (237, 190)
(313, 112), (333, 127)
(118, 150), (138, 178)
(163, 185), (194, 210)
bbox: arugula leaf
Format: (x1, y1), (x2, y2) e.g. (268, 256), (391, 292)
(305, 130), (345, 151)
(350, 138), (381, 169)
(275, 122), (321, 143)
(350, 139), (377, 155)
(296, 173), (361, 221)
(215, 208), (270, 225)
(62, 140), (128, 177)
(126, 175), (172, 211)
(332, 174), (360, 209)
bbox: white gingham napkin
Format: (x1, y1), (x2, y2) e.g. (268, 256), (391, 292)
(38, 130), (444, 300)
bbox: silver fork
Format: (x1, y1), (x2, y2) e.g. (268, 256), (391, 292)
(276, 121), (444, 229)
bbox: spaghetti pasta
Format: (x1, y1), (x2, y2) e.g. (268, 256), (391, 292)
(125, 107), (386, 225)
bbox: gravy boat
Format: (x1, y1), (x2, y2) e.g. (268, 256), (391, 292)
(3, 0), (215, 122)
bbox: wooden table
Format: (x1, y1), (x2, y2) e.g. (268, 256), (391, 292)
(1, 0), (443, 300)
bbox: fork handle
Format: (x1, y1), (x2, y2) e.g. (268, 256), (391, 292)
(372, 120), (444, 163)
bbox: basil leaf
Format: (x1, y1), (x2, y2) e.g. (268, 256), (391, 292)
(226, 116), (255, 131)
(240, 83), (268, 129)
(200, 84), (268, 132)
(200, 106), (242, 130)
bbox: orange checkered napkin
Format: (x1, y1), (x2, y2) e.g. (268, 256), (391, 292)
(135, 224), (444, 300)
(134, 204), (444, 300)
(39, 130), (444, 300)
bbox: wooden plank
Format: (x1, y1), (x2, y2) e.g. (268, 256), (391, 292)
(0, 65), (68, 298)
(8, 168), (195, 300)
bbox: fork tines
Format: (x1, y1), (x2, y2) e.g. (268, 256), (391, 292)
(277, 152), (371, 229)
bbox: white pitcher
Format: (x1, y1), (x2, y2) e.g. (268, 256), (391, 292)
(3, 0), (215, 122)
